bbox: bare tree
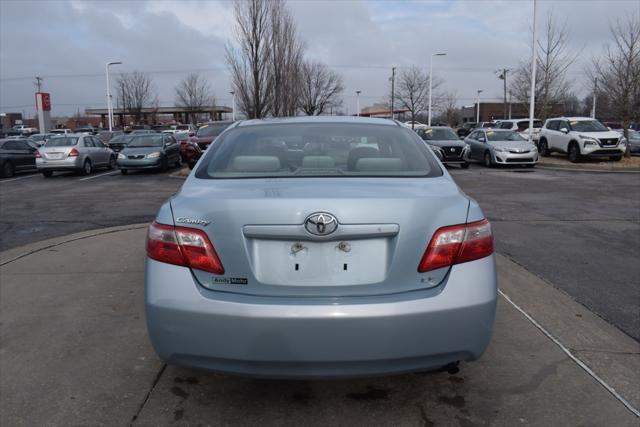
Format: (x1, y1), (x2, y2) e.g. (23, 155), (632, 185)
(510, 11), (580, 120)
(175, 73), (216, 124)
(226, 0), (273, 119)
(269, 0), (304, 117)
(115, 71), (157, 124)
(299, 61), (344, 116)
(590, 14), (640, 155)
(435, 91), (461, 127)
(393, 66), (442, 128)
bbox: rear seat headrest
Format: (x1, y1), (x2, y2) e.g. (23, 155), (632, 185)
(302, 156), (335, 168)
(355, 157), (403, 172)
(232, 156), (281, 172)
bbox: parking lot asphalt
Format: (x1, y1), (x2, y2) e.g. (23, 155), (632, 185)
(448, 164), (640, 342)
(1, 227), (638, 426)
(0, 169), (183, 252)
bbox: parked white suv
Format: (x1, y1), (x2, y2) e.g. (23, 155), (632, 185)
(497, 119), (543, 142)
(538, 117), (627, 162)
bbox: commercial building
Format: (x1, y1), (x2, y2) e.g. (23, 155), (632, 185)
(461, 102), (565, 123)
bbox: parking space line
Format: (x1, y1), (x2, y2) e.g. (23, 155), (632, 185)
(78, 171), (120, 181)
(498, 289), (640, 418)
(0, 174), (39, 184)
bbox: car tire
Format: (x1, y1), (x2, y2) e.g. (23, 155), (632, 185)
(461, 162), (470, 169)
(175, 155), (182, 168)
(568, 143), (581, 163)
(120, 169), (128, 175)
(1, 161), (15, 178)
(82, 159), (92, 175)
(42, 170), (53, 177)
(160, 157), (168, 172)
(484, 151), (493, 168)
(538, 139), (550, 157)
(610, 155), (623, 162)
(107, 156), (116, 170)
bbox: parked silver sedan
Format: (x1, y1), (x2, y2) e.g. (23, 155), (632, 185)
(36, 134), (115, 177)
(465, 129), (538, 167)
(145, 117), (497, 378)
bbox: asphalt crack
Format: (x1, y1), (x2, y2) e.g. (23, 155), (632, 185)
(129, 363), (167, 426)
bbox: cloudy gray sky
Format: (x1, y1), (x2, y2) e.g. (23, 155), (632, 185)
(1, 0), (638, 118)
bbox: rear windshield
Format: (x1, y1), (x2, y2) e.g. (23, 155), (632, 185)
(487, 131), (525, 141)
(46, 137), (78, 147)
(196, 123), (441, 179)
(127, 135), (164, 147)
(420, 128), (458, 141)
(197, 122), (232, 137)
(569, 120), (607, 132)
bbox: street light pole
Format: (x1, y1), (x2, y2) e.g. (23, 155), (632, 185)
(356, 91), (361, 117)
(390, 67), (396, 120)
(476, 90), (483, 123)
(528, 0), (538, 143)
(591, 77), (597, 119)
(105, 61), (122, 132)
(230, 91), (236, 121)
(428, 53), (446, 127)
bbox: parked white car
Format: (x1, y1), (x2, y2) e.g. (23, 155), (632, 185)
(11, 124), (38, 135)
(49, 129), (73, 135)
(496, 119), (543, 142)
(538, 117), (627, 162)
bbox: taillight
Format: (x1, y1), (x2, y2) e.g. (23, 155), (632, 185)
(418, 219), (493, 273)
(68, 148), (79, 157)
(146, 221), (224, 274)
(35, 150), (41, 158)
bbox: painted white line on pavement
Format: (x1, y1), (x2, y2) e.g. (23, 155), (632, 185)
(498, 289), (640, 418)
(78, 171), (120, 181)
(0, 174), (39, 183)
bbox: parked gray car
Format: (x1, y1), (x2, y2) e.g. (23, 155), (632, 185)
(465, 129), (538, 167)
(36, 134), (115, 177)
(416, 126), (470, 168)
(145, 117), (497, 378)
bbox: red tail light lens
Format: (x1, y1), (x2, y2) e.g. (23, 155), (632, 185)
(418, 219), (493, 273)
(68, 148), (79, 157)
(146, 221), (224, 274)
(34, 150), (41, 158)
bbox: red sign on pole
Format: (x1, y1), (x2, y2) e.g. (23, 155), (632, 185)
(35, 92), (51, 111)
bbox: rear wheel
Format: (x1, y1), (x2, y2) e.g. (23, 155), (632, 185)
(107, 156), (116, 170)
(483, 151), (493, 167)
(538, 139), (550, 157)
(174, 155), (182, 168)
(120, 169), (128, 175)
(610, 155), (622, 162)
(460, 162), (470, 169)
(82, 159), (92, 175)
(42, 170), (53, 178)
(568, 143), (581, 163)
(1, 161), (15, 178)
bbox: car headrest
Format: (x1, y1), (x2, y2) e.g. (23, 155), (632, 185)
(232, 156), (281, 172)
(355, 157), (403, 172)
(347, 146), (379, 170)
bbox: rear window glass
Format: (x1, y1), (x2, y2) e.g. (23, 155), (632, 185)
(197, 122), (232, 137)
(196, 123), (441, 179)
(46, 137), (78, 147)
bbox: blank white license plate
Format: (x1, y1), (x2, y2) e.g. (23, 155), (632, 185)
(48, 153), (64, 159)
(249, 239), (388, 286)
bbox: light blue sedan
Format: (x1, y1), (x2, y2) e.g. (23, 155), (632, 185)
(145, 117), (497, 378)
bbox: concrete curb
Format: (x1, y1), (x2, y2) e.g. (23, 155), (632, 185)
(0, 223), (149, 266)
(537, 165), (640, 173)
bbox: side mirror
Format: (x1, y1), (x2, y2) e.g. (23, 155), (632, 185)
(560, 127), (569, 134)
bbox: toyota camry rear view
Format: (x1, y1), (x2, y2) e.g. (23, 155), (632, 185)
(145, 116), (497, 378)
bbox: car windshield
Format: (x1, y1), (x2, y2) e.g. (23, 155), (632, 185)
(569, 120), (607, 132)
(196, 123), (441, 179)
(487, 131), (525, 142)
(174, 132), (190, 140)
(421, 128), (458, 141)
(127, 135), (164, 147)
(197, 122), (232, 137)
(46, 137), (78, 147)
(110, 135), (134, 145)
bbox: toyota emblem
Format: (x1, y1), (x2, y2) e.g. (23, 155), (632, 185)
(304, 212), (338, 235)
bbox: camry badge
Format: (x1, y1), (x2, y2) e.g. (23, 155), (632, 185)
(176, 217), (211, 226)
(304, 212), (338, 236)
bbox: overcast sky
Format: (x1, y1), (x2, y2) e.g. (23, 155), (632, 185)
(1, 0), (639, 118)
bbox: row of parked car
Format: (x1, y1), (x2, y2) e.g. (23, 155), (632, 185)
(410, 117), (639, 168)
(0, 121), (234, 178)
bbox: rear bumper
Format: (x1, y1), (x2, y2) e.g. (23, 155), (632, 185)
(145, 256), (497, 378)
(36, 157), (82, 170)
